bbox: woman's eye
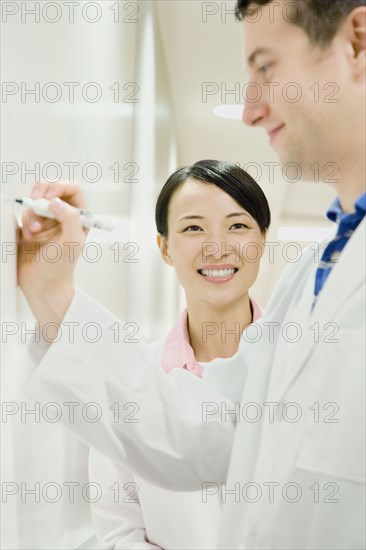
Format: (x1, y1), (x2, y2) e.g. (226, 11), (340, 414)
(183, 225), (203, 232)
(230, 223), (249, 230)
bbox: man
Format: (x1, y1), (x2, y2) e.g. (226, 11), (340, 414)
(19, 1), (365, 548)
(217, 2), (365, 547)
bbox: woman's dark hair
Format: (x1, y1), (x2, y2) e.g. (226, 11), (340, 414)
(235, 1), (365, 46)
(155, 160), (271, 238)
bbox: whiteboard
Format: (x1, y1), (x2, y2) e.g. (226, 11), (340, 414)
(1, 2), (138, 547)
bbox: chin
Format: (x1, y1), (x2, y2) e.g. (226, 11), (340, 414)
(207, 293), (238, 307)
(279, 148), (306, 177)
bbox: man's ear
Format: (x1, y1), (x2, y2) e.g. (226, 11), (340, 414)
(346, 7), (366, 74)
(156, 233), (174, 266)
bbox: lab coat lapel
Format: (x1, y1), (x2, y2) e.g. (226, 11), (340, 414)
(313, 216), (365, 325)
(272, 218), (365, 402)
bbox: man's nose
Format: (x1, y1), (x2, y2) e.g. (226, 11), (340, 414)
(242, 89), (269, 127)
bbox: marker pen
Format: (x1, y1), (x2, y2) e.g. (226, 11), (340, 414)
(15, 198), (116, 232)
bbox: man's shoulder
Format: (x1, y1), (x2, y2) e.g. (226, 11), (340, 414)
(275, 242), (318, 287)
(263, 243), (319, 316)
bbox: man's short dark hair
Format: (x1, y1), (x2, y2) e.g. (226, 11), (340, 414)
(235, 1), (366, 45)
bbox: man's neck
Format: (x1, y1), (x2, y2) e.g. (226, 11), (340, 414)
(334, 147), (366, 213)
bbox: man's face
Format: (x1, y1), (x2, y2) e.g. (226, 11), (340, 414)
(242, 1), (353, 181)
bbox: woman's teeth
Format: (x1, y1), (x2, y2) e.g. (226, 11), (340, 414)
(199, 268), (237, 279)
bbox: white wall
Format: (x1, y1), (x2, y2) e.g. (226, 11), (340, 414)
(1, 1), (179, 547)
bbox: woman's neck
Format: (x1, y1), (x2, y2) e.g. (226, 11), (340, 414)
(186, 293), (253, 362)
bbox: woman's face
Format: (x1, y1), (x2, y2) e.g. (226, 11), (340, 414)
(157, 178), (266, 308)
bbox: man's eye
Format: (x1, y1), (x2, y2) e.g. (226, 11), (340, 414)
(258, 63), (272, 77)
(230, 223), (249, 230)
(184, 225), (203, 232)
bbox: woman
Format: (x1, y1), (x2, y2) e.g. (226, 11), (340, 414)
(89, 160), (271, 549)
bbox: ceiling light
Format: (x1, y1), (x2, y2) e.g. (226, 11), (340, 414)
(213, 104), (243, 120)
(277, 227), (334, 242)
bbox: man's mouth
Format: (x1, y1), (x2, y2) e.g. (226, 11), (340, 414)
(268, 124), (285, 143)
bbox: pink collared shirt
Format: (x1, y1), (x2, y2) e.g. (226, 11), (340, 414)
(162, 299), (264, 378)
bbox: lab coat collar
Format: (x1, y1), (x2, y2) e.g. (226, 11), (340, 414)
(313, 216), (365, 325)
(273, 217), (366, 402)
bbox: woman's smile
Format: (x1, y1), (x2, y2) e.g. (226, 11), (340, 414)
(197, 265), (239, 283)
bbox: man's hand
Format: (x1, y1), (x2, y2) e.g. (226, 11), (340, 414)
(18, 182), (88, 334)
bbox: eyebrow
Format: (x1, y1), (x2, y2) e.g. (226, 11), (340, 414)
(178, 212), (252, 222)
(247, 47), (272, 67)
(178, 215), (205, 222)
(226, 212), (252, 219)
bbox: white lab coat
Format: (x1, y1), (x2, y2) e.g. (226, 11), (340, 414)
(21, 290), (236, 489)
(22, 218), (365, 549)
(89, 337), (222, 550)
(216, 218), (365, 549)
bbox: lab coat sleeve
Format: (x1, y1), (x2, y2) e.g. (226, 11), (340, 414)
(89, 449), (162, 549)
(21, 288), (235, 491)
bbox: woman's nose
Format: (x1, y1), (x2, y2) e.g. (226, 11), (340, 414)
(202, 231), (239, 261)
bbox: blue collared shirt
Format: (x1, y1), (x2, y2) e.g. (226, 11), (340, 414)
(313, 192), (366, 310)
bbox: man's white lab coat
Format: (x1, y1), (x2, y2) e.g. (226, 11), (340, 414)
(216, 218), (365, 549)
(23, 219), (365, 549)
